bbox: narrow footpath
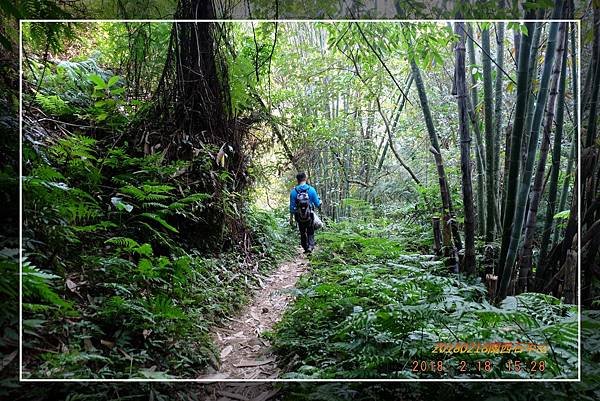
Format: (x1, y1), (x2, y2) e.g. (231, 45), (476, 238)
(199, 250), (309, 380)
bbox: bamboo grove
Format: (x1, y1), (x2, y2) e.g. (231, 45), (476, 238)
(264, 19), (580, 303)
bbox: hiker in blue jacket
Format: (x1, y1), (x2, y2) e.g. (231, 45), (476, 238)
(289, 172), (321, 254)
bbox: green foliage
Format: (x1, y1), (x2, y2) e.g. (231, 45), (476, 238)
(16, 19), (584, 386)
(22, 259), (76, 316)
(22, 125), (294, 378)
(225, 22), (278, 115)
(550, 210), (570, 233)
(26, 54), (132, 129)
(246, 206), (297, 262)
(17, 13), (73, 54)
(29, 55), (108, 107)
(341, 198), (374, 220)
(86, 73), (128, 126)
(34, 94), (72, 116)
(227, 49), (256, 114)
(271, 219), (578, 379)
(0, 249), (19, 395)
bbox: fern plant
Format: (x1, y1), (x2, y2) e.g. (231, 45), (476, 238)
(21, 259), (76, 316)
(271, 218), (579, 379)
(34, 93), (73, 116)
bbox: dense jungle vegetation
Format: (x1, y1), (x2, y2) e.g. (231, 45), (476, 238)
(18, 16), (583, 379)
(0, 0), (600, 399)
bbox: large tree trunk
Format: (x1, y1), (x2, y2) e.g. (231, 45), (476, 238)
(454, 22), (476, 275)
(482, 25), (496, 242)
(495, 21), (536, 301)
(172, 4), (228, 141)
(517, 23), (567, 293)
(410, 58), (462, 270)
(497, 20), (563, 300)
(148, 1), (251, 250)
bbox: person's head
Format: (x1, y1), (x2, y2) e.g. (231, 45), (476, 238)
(296, 172), (307, 184)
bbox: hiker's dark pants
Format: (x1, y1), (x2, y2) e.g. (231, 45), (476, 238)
(296, 218), (315, 251)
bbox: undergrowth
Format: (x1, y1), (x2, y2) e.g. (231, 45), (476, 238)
(271, 219), (578, 379)
(21, 55), (295, 379)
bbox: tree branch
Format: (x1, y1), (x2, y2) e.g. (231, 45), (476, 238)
(352, 21), (414, 107)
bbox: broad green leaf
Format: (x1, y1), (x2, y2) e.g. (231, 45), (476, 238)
(88, 74), (106, 89)
(107, 75), (120, 87)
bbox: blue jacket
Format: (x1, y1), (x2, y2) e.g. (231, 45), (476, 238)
(290, 183), (321, 214)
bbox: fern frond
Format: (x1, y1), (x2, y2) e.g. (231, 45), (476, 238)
(118, 185), (146, 201)
(142, 184), (175, 194)
(140, 213), (178, 233)
(105, 237), (140, 249)
(142, 202), (169, 210)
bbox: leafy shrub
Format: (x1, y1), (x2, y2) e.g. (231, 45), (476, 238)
(27, 54), (133, 129)
(245, 206), (296, 262)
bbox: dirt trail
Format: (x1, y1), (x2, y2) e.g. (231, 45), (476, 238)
(198, 250), (308, 380)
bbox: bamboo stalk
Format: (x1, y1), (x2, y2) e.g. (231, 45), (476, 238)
(585, 8), (600, 147)
(520, 23), (543, 177)
(553, 22), (578, 246)
(495, 21), (536, 301)
(494, 22), (505, 220)
(498, 19), (563, 300)
(455, 22), (477, 274)
(482, 24), (496, 242)
(466, 23), (487, 237)
(540, 29), (570, 264)
(410, 58), (463, 261)
(518, 23), (568, 293)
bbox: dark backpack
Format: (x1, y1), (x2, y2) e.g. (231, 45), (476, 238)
(295, 186), (312, 222)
